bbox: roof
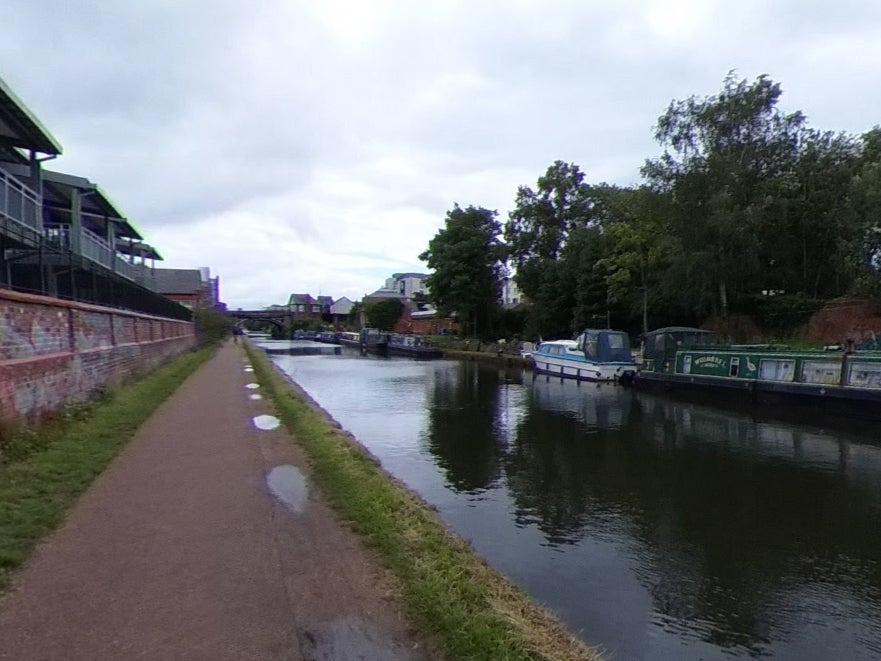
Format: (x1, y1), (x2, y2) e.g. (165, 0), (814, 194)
(116, 239), (163, 260)
(0, 75), (63, 155)
(316, 295), (333, 305)
(142, 268), (204, 295)
(288, 293), (314, 304)
(365, 289), (406, 300)
(392, 272), (428, 279)
(645, 327), (713, 336)
(330, 297), (354, 315)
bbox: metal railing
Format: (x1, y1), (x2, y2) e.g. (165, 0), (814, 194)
(43, 222), (138, 281)
(81, 227), (114, 269)
(0, 168), (41, 231)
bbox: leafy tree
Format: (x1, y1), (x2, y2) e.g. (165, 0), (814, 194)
(347, 301), (363, 328)
(643, 72), (805, 324)
(506, 162), (619, 338)
(506, 161), (596, 265)
(193, 308), (232, 346)
(364, 299), (403, 331)
(595, 186), (676, 335)
(419, 204), (506, 339)
(845, 129), (881, 298)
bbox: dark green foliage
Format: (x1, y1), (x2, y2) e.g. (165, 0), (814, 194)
(365, 299), (403, 331)
(420, 205), (506, 338)
(741, 293), (822, 335)
(488, 73), (881, 339)
(347, 301), (363, 328)
(193, 307), (233, 346)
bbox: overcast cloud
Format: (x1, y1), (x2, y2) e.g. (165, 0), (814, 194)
(2, 0), (881, 308)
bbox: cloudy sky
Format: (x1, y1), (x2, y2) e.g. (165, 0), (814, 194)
(2, 1), (880, 309)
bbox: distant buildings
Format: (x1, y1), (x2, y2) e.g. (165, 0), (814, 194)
(141, 266), (222, 310)
(501, 276), (524, 309)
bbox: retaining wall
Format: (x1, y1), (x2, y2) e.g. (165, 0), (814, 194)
(0, 289), (196, 424)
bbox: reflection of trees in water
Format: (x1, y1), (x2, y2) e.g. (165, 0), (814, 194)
(632, 399), (881, 642)
(505, 388), (881, 655)
(423, 362), (521, 492)
(503, 379), (634, 544)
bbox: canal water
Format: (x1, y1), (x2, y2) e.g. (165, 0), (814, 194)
(268, 346), (881, 660)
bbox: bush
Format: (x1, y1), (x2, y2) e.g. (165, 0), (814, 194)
(741, 293), (821, 335)
(193, 307), (232, 346)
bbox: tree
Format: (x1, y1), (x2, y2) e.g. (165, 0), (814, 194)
(419, 204), (505, 339)
(595, 186), (676, 336)
(506, 161), (596, 266)
(347, 301), (363, 328)
(364, 299), (403, 331)
(506, 162), (616, 338)
(643, 72), (805, 324)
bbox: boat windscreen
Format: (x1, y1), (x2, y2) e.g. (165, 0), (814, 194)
(599, 332), (632, 362)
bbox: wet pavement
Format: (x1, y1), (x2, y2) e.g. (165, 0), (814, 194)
(0, 341), (433, 661)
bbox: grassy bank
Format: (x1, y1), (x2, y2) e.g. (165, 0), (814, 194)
(0, 346), (214, 590)
(245, 343), (602, 661)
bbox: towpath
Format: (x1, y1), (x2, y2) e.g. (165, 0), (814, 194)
(0, 341), (433, 660)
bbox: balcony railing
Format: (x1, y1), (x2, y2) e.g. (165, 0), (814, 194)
(0, 168), (41, 232)
(44, 222), (137, 281)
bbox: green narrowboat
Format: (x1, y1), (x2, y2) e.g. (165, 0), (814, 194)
(632, 327), (881, 419)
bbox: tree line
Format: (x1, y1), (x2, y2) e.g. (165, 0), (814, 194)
(419, 73), (881, 341)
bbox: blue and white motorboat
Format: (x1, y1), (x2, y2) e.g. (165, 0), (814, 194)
(532, 328), (637, 382)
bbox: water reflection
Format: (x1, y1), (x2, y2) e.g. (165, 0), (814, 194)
(423, 365), (525, 492)
(271, 353), (881, 660)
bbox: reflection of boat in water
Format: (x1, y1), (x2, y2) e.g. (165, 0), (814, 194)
(635, 392), (881, 494)
(529, 373), (633, 429)
(532, 329), (637, 382)
(257, 339), (341, 355)
(633, 327), (881, 420)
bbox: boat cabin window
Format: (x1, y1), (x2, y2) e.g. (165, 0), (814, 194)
(584, 335), (597, 358)
(847, 361), (881, 388)
(607, 334), (625, 349)
(729, 357), (740, 377)
(759, 359), (795, 382)
(801, 360), (841, 385)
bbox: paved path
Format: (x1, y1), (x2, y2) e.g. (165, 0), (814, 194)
(0, 342), (430, 661)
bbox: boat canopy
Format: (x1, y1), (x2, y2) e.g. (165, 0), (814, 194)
(643, 327), (715, 364)
(574, 329), (633, 362)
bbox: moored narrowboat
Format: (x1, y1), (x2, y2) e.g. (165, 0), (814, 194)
(633, 327), (881, 419)
(386, 333), (443, 359)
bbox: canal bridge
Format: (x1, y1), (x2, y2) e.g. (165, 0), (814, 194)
(228, 308), (290, 330)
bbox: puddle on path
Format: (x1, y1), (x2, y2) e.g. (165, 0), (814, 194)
(244, 367), (254, 372)
(245, 383), (260, 389)
(253, 414), (280, 430)
(249, 393), (263, 400)
(299, 617), (423, 661)
(266, 465), (308, 512)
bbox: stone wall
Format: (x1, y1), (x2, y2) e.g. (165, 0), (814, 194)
(0, 289), (195, 424)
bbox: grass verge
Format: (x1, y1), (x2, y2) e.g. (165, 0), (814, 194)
(0, 346), (215, 591)
(245, 343), (603, 661)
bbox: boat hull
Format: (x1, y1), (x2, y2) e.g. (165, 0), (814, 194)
(633, 358), (881, 420)
(386, 345), (443, 360)
(532, 354), (636, 382)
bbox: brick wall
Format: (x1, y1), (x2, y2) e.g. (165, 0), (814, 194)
(392, 308), (460, 335)
(0, 289), (195, 424)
